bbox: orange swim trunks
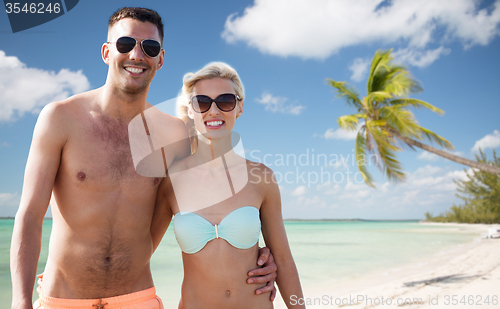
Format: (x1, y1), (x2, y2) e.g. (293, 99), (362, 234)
(34, 275), (164, 309)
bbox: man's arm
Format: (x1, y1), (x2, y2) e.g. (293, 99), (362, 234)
(10, 103), (67, 309)
(248, 247), (278, 300)
(150, 114), (190, 251)
(150, 177), (173, 252)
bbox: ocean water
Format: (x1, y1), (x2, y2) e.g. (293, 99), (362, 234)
(2, 220), (478, 308)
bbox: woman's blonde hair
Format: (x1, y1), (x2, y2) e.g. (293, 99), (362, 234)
(176, 62), (245, 154)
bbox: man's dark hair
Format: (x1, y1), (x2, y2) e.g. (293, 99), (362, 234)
(109, 7), (164, 43)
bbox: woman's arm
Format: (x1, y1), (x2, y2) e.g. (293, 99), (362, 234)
(259, 165), (305, 309)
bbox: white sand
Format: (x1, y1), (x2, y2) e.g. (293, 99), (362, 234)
(275, 223), (500, 308)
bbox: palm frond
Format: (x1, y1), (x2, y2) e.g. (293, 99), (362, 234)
(366, 121), (398, 151)
(389, 98), (444, 115)
(367, 50), (392, 92)
(365, 127), (375, 153)
(369, 119), (388, 128)
(337, 114), (365, 130)
(365, 91), (393, 111)
(377, 142), (407, 182)
(367, 50), (393, 93)
(326, 48), (455, 185)
(365, 130), (382, 171)
(326, 79), (363, 111)
(365, 91), (393, 103)
(367, 50), (422, 97)
(355, 129), (375, 187)
(365, 121), (406, 182)
(418, 126), (455, 151)
(383, 68), (422, 97)
(379, 106), (421, 139)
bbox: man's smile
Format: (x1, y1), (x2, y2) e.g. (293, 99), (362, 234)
(122, 63), (149, 76)
(125, 67), (145, 74)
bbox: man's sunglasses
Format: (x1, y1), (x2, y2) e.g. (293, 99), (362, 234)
(108, 36), (162, 58)
(190, 93), (241, 113)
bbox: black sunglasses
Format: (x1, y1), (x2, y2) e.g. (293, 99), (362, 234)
(108, 36), (162, 58)
(190, 93), (241, 113)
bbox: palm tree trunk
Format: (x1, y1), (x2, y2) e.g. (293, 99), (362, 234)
(389, 130), (500, 176)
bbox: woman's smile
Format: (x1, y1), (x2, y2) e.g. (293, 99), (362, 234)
(204, 119), (225, 129)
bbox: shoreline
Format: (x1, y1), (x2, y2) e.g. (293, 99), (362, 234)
(275, 222), (500, 308)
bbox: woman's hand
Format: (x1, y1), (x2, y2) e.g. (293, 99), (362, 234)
(247, 247), (278, 301)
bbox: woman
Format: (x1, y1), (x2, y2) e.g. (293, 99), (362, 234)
(154, 62), (304, 309)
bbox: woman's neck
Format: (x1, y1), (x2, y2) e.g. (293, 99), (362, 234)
(195, 132), (234, 160)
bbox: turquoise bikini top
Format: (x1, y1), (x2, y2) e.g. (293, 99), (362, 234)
(173, 206), (261, 254)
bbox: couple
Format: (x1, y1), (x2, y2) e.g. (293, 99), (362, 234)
(10, 7), (304, 309)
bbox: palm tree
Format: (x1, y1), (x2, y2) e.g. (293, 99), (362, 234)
(327, 49), (500, 187)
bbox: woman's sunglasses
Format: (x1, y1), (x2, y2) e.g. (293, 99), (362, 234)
(190, 93), (241, 113)
(108, 36), (162, 58)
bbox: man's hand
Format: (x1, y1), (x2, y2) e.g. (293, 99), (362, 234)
(247, 247), (277, 301)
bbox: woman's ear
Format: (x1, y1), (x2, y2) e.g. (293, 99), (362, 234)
(187, 106), (195, 119)
(236, 100), (243, 119)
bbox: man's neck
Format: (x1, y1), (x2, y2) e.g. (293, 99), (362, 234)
(99, 83), (150, 122)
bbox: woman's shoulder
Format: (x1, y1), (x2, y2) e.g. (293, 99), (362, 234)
(245, 159), (277, 185)
(245, 159), (273, 171)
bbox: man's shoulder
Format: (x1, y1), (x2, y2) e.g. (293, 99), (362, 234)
(141, 104), (189, 147)
(41, 89), (97, 117)
(35, 89), (100, 138)
(143, 104), (185, 129)
(32, 90), (98, 147)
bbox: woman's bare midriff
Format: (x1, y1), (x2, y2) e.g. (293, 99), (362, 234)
(179, 240), (273, 309)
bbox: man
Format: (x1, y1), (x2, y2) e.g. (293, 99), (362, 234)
(10, 7), (276, 309)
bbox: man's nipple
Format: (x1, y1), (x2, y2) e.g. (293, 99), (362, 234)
(77, 172), (86, 181)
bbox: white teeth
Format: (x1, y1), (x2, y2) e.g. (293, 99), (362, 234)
(125, 67), (144, 74)
(206, 121), (223, 126)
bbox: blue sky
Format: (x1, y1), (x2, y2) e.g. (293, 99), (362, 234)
(1, 0), (499, 219)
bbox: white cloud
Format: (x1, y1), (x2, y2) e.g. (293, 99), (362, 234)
(472, 130), (500, 152)
(392, 46), (451, 67)
(322, 123), (362, 140)
(0, 192), (20, 217)
(323, 128), (357, 140)
(407, 165), (469, 192)
(302, 195), (327, 208)
(291, 185), (307, 196)
(222, 0), (500, 63)
(256, 92), (305, 115)
(0, 192), (53, 218)
(349, 58), (371, 81)
(0, 50), (90, 122)
(418, 150), (467, 162)
(417, 151), (440, 162)
(451, 151), (466, 157)
(1, 141), (11, 147)
(281, 163), (470, 219)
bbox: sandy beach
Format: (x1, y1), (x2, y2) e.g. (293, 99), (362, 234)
(275, 223), (500, 309)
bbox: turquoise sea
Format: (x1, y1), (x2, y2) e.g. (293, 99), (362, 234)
(2, 219), (478, 308)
